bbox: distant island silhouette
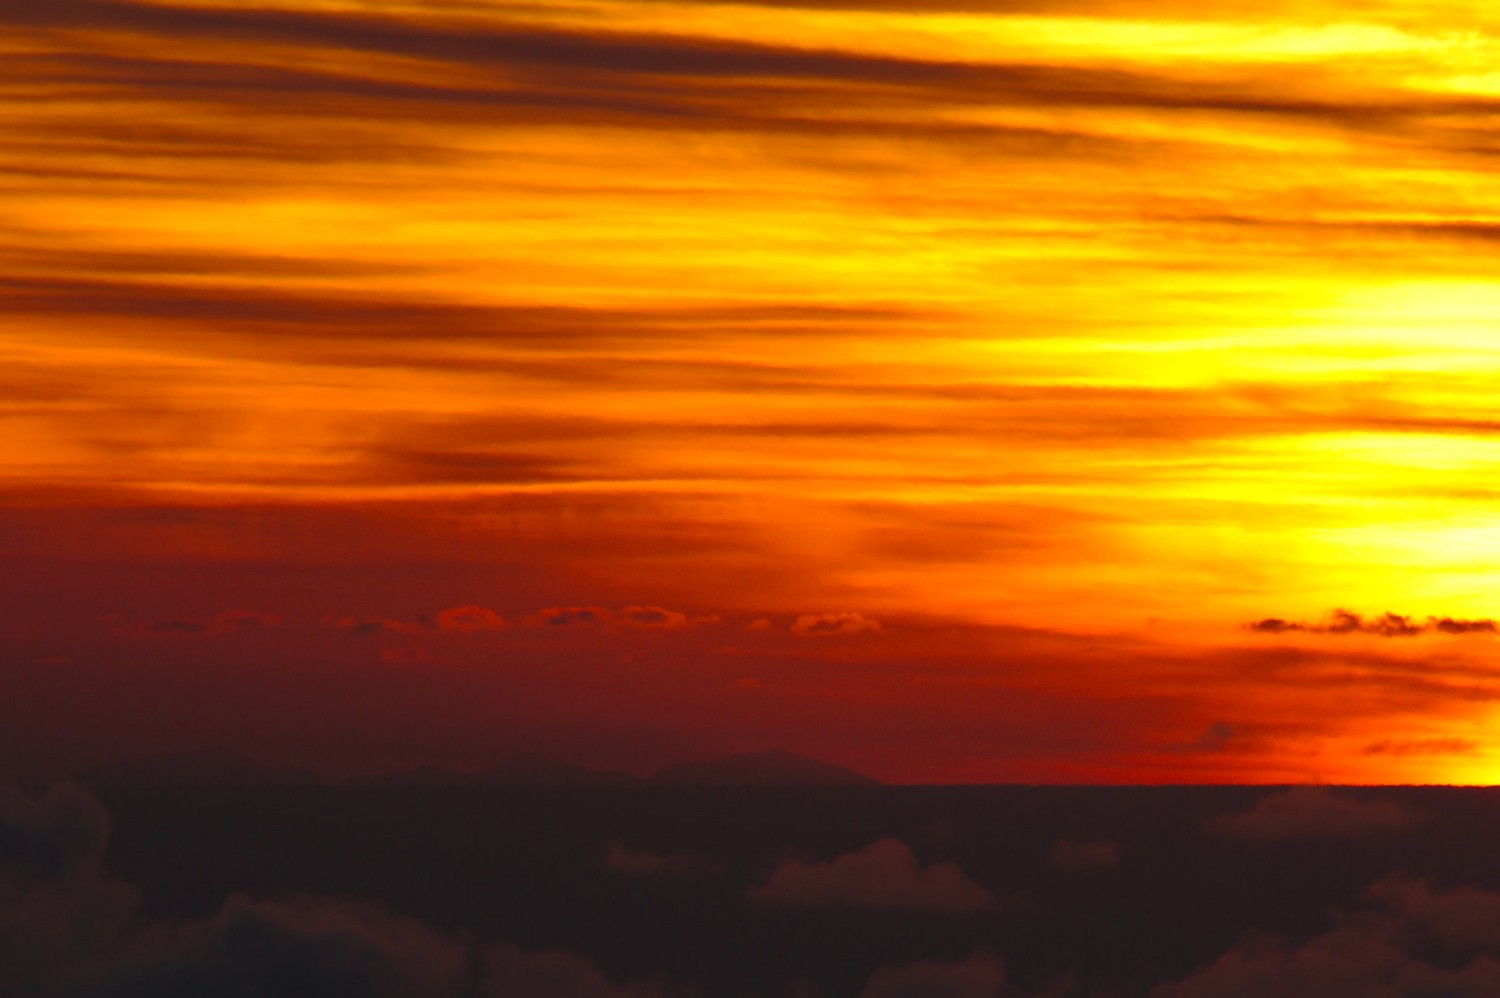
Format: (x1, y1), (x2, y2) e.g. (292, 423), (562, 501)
(75, 746), (882, 788)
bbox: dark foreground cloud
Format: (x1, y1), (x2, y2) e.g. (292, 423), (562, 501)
(859, 952), (1006, 998)
(0, 784), (138, 992)
(604, 844), (698, 879)
(1209, 787), (1414, 841)
(72, 896), (659, 998)
(82, 896), (470, 998)
(1156, 876), (1500, 998)
(1048, 839), (1118, 872)
(0, 785), (663, 998)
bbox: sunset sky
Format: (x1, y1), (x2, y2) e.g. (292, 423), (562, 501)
(6, 0), (1500, 784)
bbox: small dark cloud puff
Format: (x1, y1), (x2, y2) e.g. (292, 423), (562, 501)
(1208, 787), (1413, 841)
(790, 612), (881, 637)
(1430, 617), (1500, 635)
(747, 838), (995, 911)
(1166, 721), (1239, 755)
(1154, 876), (1500, 998)
(331, 615), (403, 635)
(103, 609), (279, 638)
(1049, 839), (1119, 872)
(534, 607), (611, 628)
(1246, 609), (1497, 638)
(621, 606), (687, 629)
(859, 952), (1006, 998)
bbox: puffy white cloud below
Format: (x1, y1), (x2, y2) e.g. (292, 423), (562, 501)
(605, 844), (697, 879)
(747, 839), (995, 911)
(1155, 876), (1500, 998)
(1209, 787), (1414, 840)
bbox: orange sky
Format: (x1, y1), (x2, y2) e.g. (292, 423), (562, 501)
(6, 0), (1500, 783)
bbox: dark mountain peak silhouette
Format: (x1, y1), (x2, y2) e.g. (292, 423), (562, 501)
(479, 754), (640, 786)
(77, 745), (320, 788)
(347, 764), (476, 787)
(77, 748), (875, 789)
(352, 755), (639, 787)
(648, 749), (881, 786)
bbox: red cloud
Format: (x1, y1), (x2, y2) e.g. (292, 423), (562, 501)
(434, 605), (507, 633)
(790, 612), (881, 637)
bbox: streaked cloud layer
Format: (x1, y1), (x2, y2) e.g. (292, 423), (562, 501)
(5, 0), (1500, 782)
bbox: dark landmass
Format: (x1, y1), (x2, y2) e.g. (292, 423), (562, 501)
(76, 745), (320, 788)
(648, 748), (882, 787)
(76, 747), (878, 789)
(351, 755), (641, 788)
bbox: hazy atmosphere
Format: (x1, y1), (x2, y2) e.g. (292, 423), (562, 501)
(10, 2), (1500, 996)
